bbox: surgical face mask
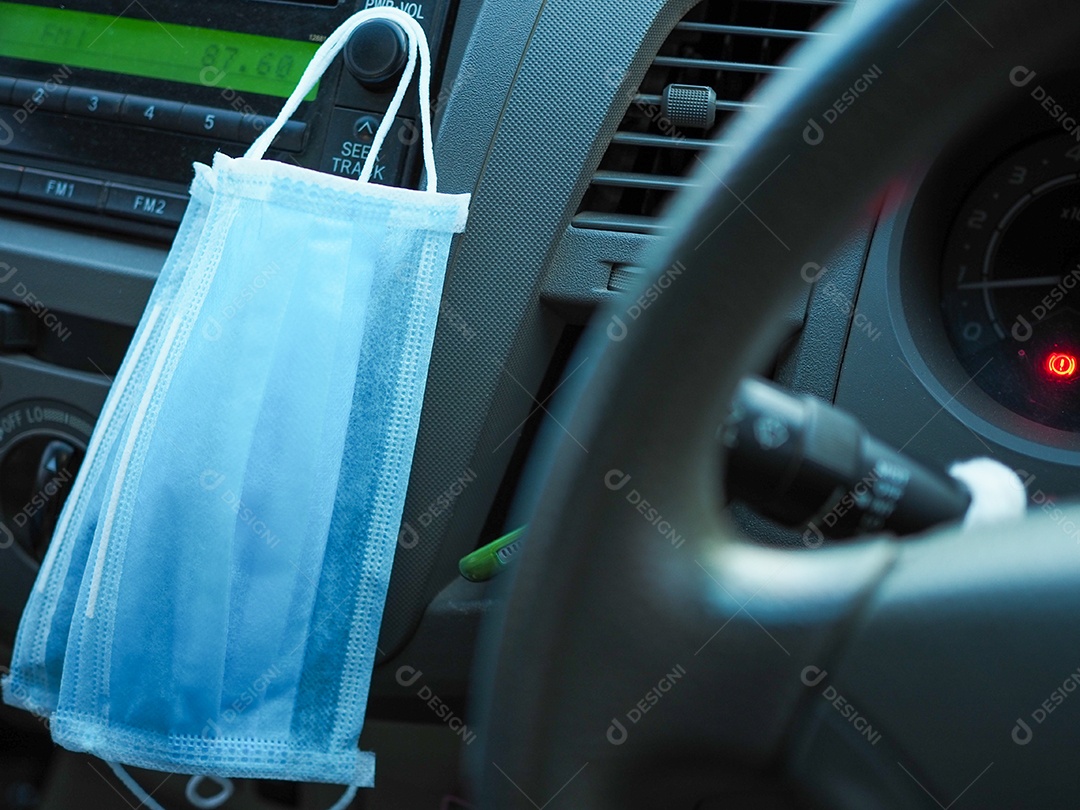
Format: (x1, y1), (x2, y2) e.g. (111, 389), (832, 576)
(3, 7), (468, 805)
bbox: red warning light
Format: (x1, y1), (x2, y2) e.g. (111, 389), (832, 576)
(1046, 352), (1078, 379)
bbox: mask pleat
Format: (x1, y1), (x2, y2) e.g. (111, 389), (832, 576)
(219, 202), (380, 741)
(105, 195), (292, 735)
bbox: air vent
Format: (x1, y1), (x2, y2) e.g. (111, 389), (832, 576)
(575, 0), (846, 235)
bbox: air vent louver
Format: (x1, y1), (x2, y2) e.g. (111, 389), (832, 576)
(575, 0), (846, 235)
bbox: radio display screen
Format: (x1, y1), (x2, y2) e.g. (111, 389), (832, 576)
(0, 1), (320, 100)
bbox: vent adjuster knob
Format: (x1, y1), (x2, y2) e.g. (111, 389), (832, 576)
(661, 84), (717, 131)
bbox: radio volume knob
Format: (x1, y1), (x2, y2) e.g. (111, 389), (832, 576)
(343, 19), (410, 91)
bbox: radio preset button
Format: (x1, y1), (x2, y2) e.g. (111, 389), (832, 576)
(179, 105), (242, 141)
(11, 79), (68, 112)
(0, 164), (22, 196)
(119, 96), (182, 130)
(105, 185), (188, 225)
(276, 121), (306, 151)
(239, 115), (306, 152)
(0, 78), (15, 105)
(19, 169), (104, 209)
(65, 87), (124, 119)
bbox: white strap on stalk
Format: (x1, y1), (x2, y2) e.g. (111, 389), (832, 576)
(245, 8), (438, 192)
(949, 457), (1027, 529)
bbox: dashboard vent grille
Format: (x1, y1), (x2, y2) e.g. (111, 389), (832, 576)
(575, 0), (846, 235)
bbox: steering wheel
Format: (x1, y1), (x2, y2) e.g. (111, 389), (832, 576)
(470, 0), (1080, 807)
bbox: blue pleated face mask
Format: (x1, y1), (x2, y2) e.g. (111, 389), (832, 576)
(2, 7), (468, 804)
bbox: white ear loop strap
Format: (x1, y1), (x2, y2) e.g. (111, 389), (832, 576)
(245, 8), (438, 192)
(361, 14), (436, 190)
(358, 13), (418, 186)
(108, 763), (357, 810)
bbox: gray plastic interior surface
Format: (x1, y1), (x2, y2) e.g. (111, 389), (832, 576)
(0, 216), (161, 328)
(376, 0), (701, 660)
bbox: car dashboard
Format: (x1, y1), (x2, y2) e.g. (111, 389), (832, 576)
(0, 0), (1078, 804)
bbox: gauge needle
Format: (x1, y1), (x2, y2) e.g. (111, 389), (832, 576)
(958, 275), (1063, 289)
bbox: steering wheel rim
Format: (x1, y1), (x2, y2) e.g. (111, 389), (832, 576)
(473, 0), (1080, 807)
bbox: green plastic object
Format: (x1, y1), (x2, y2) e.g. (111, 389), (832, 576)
(459, 526), (526, 582)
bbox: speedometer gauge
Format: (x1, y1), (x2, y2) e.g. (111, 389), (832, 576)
(941, 134), (1080, 432)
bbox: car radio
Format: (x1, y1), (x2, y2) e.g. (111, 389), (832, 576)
(0, 0), (456, 240)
